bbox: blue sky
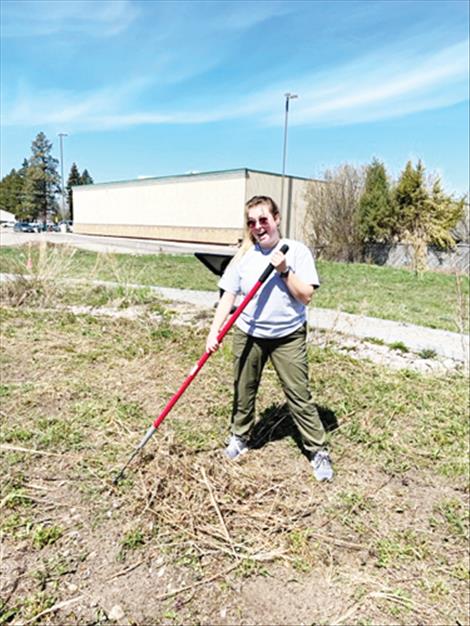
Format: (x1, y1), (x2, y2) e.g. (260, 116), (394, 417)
(1, 0), (469, 196)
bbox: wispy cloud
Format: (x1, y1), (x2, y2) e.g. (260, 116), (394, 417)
(276, 39), (470, 126)
(2, 36), (468, 131)
(2, 0), (138, 38)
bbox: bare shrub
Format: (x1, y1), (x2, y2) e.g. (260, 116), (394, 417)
(304, 164), (365, 262)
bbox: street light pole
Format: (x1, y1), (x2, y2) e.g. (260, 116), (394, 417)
(280, 92), (298, 238)
(58, 132), (68, 219)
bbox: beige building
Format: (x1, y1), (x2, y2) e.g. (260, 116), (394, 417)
(73, 168), (317, 245)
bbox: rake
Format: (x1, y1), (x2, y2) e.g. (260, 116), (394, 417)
(113, 243), (289, 483)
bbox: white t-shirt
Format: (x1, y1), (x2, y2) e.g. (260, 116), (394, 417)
(218, 239), (320, 338)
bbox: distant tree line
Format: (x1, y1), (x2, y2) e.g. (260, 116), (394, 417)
(0, 131), (93, 223)
(304, 158), (466, 273)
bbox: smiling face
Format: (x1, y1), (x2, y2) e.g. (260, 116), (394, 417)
(246, 203), (281, 249)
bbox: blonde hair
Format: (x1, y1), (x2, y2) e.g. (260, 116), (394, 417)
(232, 195), (281, 262)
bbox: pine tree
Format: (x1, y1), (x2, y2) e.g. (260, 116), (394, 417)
(394, 160), (464, 273)
(426, 178), (465, 249)
(358, 158), (395, 242)
(23, 132), (60, 223)
(0, 168), (26, 218)
(66, 163), (82, 221)
(80, 169), (94, 185)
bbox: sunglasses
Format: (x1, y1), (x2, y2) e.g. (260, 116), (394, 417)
(246, 216), (269, 229)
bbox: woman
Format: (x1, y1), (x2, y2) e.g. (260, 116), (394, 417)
(206, 195), (333, 481)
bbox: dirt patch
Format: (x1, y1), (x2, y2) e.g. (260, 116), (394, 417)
(1, 301), (468, 625)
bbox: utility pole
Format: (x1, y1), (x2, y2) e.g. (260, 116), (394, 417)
(58, 133), (68, 219)
(280, 93), (298, 238)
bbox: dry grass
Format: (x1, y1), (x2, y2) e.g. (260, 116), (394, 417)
(1, 273), (469, 625)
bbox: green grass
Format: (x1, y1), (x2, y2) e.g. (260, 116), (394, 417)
(314, 259), (469, 333)
(0, 244), (219, 291)
(1, 244), (468, 332)
(32, 524), (63, 549)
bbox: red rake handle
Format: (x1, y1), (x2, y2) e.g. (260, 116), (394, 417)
(152, 243), (289, 430)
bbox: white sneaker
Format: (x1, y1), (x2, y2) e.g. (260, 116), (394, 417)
(311, 450), (334, 481)
(224, 435), (248, 460)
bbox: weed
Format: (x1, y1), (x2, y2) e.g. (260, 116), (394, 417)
(17, 591), (57, 621)
(37, 416), (84, 450)
(0, 601), (20, 625)
(150, 325), (174, 341)
(235, 558), (267, 578)
(118, 528), (145, 560)
(365, 336), (385, 346)
(430, 498), (468, 538)
(2, 488), (32, 510)
(386, 588), (413, 617)
(176, 547), (203, 573)
(0, 242), (79, 307)
(419, 577), (450, 601)
(31, 555), (77, 591)
(287, 529), (314, 572)
(32, 524), (63, 549)
(172, 417), (223, 451)
(418, 348), (438, 359)
(388, 341), (409, 353)
(452, 561), (470, 581)
(0, 383), (11, 397)
(338, 490), (373, 513)
(1, 513), (34, 540)
(163, 610), (178, 620)
(1, 426), (34, 443)
(375, 530), (430, 567)
(116, 399), (145, 422)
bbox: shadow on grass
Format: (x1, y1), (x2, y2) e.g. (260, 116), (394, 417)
(247, 402), (339, 458)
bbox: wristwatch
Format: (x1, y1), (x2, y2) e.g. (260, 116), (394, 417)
(280, 267), (291, 279)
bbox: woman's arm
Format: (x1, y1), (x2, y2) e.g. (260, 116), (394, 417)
(270, 249), (314, 305)
(205, 290), (237, 352)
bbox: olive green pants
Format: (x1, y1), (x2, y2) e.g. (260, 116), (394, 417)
(231, 325), (326, 455)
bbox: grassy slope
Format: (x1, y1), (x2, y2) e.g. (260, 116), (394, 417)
(1, 244), (468, 332)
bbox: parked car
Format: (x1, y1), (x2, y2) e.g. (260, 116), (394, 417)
(59, 220), (73, 232)
(14, 222), (35, 233)
(31, 222), (59, 232)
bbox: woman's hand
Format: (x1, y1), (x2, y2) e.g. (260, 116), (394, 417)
(206, 329), (220, 353)
(271, 247), (314, 305)
(270, 249), (288, 274)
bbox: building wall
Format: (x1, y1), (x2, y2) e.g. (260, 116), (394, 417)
(73, 168), (317, 245)
(74, 170), (247, 244)
(245, 171), (313, 240)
